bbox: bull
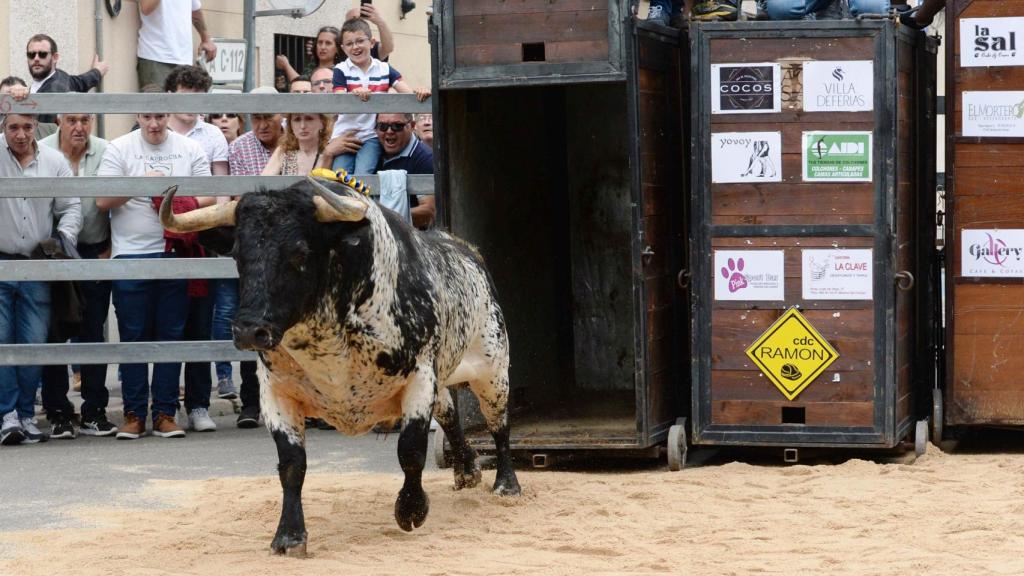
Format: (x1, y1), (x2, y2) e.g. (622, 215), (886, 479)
(160, 175), (520, 556)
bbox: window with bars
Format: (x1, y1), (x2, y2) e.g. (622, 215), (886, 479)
(273, 33), (317, 92)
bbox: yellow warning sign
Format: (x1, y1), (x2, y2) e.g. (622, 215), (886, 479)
(744, 307), (839, 401)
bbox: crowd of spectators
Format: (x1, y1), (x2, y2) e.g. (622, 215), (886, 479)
(0, 1), (436, 445)
(651, 0), (943, 26)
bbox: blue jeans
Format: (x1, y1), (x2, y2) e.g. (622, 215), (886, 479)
(332, 137), (382, 175)
(765, 0), (889, 19)
(0, 278), (50, 419)
(183, 292), (213, 411)
(210, 278), (238, 382)
(111, 252), (188, 421)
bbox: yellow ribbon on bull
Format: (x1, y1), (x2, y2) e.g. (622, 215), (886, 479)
(309, 167), (371, 197)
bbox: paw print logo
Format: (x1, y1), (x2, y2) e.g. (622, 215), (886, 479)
(721, 257), (748, 293)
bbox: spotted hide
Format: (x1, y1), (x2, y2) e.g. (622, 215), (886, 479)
(160, 178), (521, 557)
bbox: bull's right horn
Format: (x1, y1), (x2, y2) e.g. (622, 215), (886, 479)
(307, 176), (368, 222)
(159, 185), (238, 233)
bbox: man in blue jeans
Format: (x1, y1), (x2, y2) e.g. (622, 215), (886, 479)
(647, 0), (740, 26)
(0, 110), (81, 446)
(96, 112), (212, 440)
(764, 0), (890, 20)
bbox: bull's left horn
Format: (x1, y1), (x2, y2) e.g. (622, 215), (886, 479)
(159, 185), (238, 233)
(307, 176), (369, 223)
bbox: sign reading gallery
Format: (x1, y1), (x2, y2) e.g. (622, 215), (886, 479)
(711, 63), (782, 114)
(802, 60), (874, 112)
(962, 229), (1024, 277)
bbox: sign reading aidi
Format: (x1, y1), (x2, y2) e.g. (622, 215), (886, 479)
(745, 307), (839, 401)
(802, 131), (872, 181)
(802, 60), (874, 112)
(711, 63), (782, 114)
(962, 91), (1024, 137)
(960, 18), (1023, 67)
(711, 132), (782, 183)
(961, 229), (1024, 277)
(802, 249), (873, 300)
(714, 250), (785, 301)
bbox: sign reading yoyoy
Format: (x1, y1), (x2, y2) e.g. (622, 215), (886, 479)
(711, 132), (783, 183)
(200, 38), (247, 84)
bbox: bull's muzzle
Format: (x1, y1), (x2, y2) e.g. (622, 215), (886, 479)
(233, 321), (280, 351)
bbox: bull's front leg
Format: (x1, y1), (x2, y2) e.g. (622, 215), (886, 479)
(259, 356), (309, 556)
(394, 365), (436, 532)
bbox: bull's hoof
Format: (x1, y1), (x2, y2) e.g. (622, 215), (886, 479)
(454, 463), (482, 490)
(270, 533), (308, 557)
(493, 474), (521, 497)
(394, 487), (430, 532)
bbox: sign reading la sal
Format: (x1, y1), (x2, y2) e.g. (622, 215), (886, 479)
(745, 307), (839, 401)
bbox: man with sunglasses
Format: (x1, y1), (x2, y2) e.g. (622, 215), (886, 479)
(374, 113), (434, 229)
(23, 34), (110, 125)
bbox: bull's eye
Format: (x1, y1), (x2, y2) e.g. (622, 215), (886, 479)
(291, 249), (309, 272)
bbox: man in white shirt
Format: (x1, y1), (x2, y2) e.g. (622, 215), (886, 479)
(163, 64), (227, 432)
(96, 113), (211, 441)
(137, 0), (217, 89)
(0, 112), (81, 446)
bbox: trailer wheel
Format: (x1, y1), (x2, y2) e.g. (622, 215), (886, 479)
(931, 388), (943, 444)
(914, 419), (928, 457)
(667, 418), (688, 471)
(433, 427), (450, 469)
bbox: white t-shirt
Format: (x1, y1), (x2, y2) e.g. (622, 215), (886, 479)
(182, 120), (229, 164)
(138, 0), (202, 65)
(97, 129), (211, 257)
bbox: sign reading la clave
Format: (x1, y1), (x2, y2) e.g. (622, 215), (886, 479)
(960, 18), (1024, 67)
(963, 91), (1024, 137)
(745, 307), (839, 401)
(802, 131), (872, 182)
(962, 229), (1024, 277)
(802, 61), (874, 112)
(802, 249), (873, 300)
(711, 63), (782, 114)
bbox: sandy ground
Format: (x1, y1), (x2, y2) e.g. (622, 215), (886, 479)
(3, 448), (1024, 576)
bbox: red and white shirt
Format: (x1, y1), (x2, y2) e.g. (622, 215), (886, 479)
(331, 58), (403, 141)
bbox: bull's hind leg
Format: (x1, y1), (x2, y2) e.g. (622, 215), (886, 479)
(258, 356), (309, 556)
(468, 371), (521, 496)
(394, 366), (436, 532)
(433, 386), (481, 489)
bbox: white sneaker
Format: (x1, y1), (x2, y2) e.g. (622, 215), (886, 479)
(20, 417), (49, 444)
(188, 408), (217, 432)
(1, 411), (25, 446)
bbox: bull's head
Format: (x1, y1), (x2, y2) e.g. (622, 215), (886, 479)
(160, 177), (370, 351)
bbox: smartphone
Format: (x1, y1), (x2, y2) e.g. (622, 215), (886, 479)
(361, 0), (371, 4)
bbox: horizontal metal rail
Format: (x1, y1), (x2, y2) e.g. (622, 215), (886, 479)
(0, 93), (431, 115)
(0, 259), (237, 281)
(0, 175), (435, 197)
(0, 342), (255, 365)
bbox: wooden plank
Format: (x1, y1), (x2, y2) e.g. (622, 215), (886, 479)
(710, 111), (874, 125)
(454, 11), (608, 46)
(453, 0), (608, 16)
(950, 168), (1024, 195)
(712, 185), (874, 221)
(714, 213), (874, 225)
(545, 40), (609, 63)
(711, 236), (875, 247)
(708, 36), (875, 64)
(711, 369), (874, 402)
(710, 400), (875, 426)
(955, 143), (1024, 167)
(947, 390), (1024, 426)
(455, 44), (522, 67)
(957, 0), (1024, 19)
(954, 284), (1024, 334)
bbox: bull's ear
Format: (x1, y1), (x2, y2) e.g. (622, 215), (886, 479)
(197, 227), (236, 257)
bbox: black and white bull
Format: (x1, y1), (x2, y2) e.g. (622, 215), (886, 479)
(160, 176), (520, 556)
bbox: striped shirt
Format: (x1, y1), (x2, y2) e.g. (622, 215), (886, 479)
(331, 58), (403, 141)
(228, 131), (273, 176)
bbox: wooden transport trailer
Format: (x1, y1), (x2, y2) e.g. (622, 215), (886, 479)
(682, 19), (937, 465)
(429, 2), (689, 465)
(943, 0), (1024, 436)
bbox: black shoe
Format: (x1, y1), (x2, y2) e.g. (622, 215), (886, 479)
(50, 415), (77, 440)
(692, 0), (738, 21)
(236, 406), (260, 429)
(316, 418), (336, 431)
(897, 6), (928, 30)
(80, 414), (118, 437)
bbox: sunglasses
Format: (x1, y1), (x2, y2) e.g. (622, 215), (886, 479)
(208, 113), (238, 120)
(26, 51), (50, 60)
(376, 122), (408, 133)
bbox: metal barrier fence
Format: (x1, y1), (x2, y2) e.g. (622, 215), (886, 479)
(0, 93), (433, 366)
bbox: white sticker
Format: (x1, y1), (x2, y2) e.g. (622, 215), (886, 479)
(711, 63), (782, 114)
(802, 131), (872, 182)
(962, 229), (1024, 277)
(960, 18), (1024, 68)
(711, 132), (782, 183)
(714, 250), (785, 301)
(962, 91), (1024, 137)
(802, 61), (874, 112)
(802, 249), (873, 300)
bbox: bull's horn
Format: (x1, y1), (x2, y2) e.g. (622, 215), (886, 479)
(307, 176), (368, 223)
(159, 185), (238, 233)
